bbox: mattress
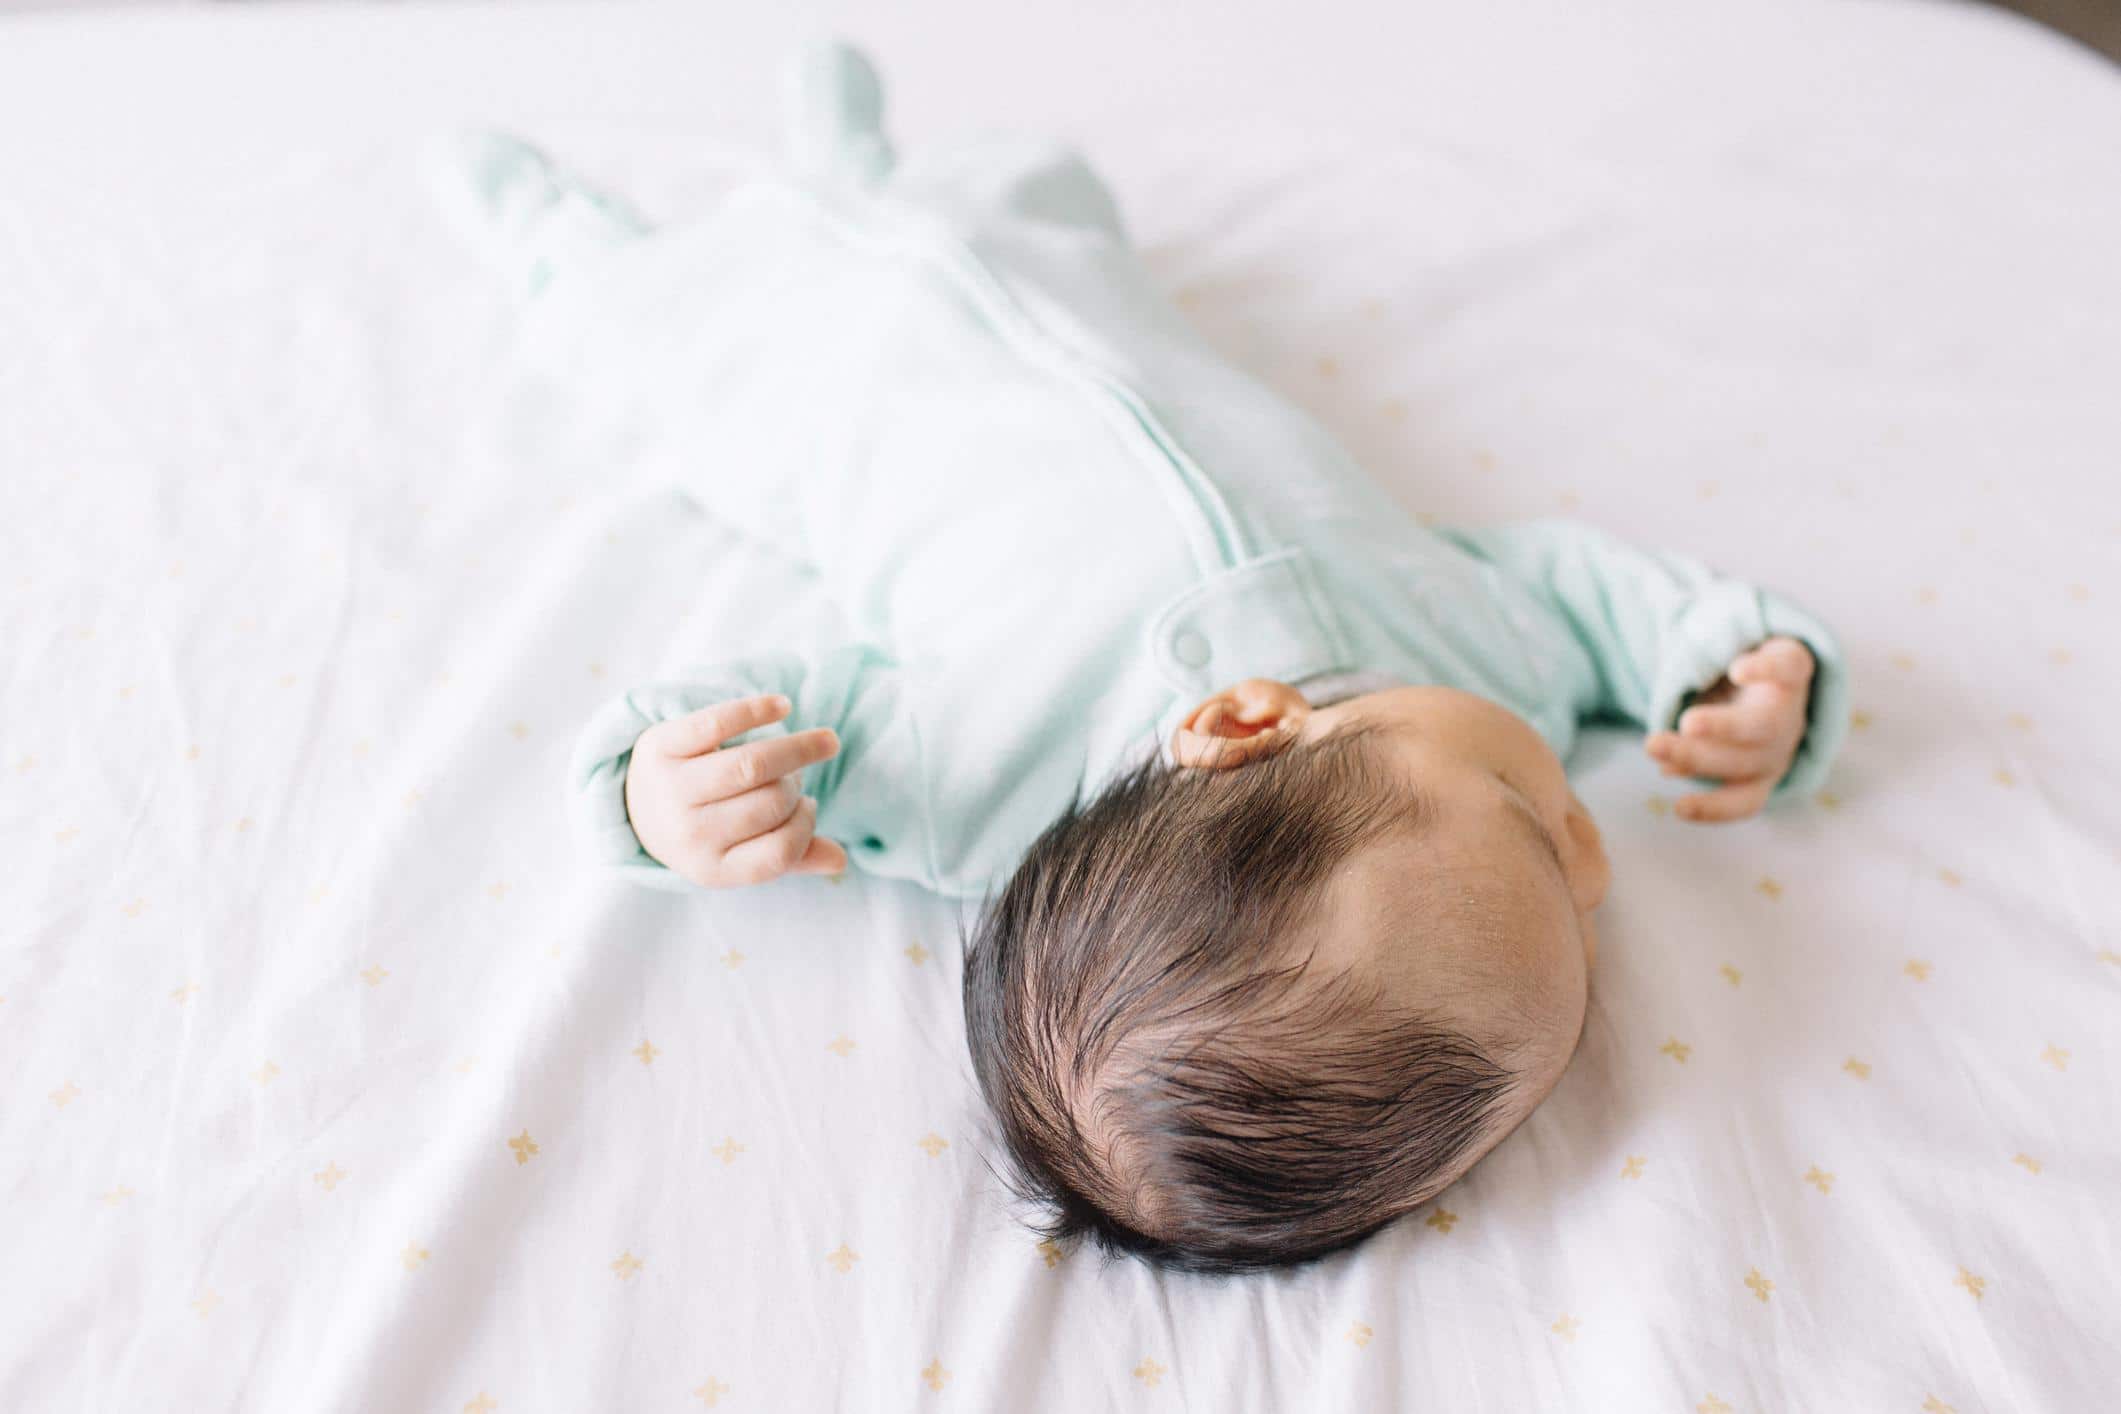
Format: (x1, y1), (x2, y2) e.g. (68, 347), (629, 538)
(3, 1), (2117, 1409)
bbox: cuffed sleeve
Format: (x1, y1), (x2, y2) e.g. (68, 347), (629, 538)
(1436, 518), (1851, 804)
(565, 641), (910, 889)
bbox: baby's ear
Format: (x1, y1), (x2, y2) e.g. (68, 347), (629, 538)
(1169, 679), (1309, 770)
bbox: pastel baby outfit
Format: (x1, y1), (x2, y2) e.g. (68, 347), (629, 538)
(435, 40), (1850, 902)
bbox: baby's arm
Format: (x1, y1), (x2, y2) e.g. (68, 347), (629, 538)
(1433, 519), (1851, 820)
(570, 642), (910, 889)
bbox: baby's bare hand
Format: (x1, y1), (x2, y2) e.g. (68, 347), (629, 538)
(624, 693), (849, 887)
(1644, 636), (1813, 824)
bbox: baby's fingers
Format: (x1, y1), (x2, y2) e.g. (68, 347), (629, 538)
(644, 693), (792, 759)
(1677, 693), (1785, 747)
(1646, 731), (1774, 782)
(1675, 775), (1773, 823)
(720, 795), (827, 886)
(1728, 637), (1814, 689)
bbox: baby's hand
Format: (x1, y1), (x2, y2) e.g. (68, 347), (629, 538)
(1644, 636), (1814, 824)
(624, 693), (850, 887)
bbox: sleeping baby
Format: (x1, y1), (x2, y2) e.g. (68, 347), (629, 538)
(434, 40), (1849, 1274)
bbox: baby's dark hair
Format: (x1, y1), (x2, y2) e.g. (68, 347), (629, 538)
(961, 718), (1516, 1275)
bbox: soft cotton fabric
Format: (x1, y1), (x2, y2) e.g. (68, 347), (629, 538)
(457, 42), (1850, 900)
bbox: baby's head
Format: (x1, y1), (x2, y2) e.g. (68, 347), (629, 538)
(963, 681), (1610, 1273)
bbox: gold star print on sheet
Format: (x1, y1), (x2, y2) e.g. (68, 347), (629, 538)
(2098, 950), (2121, 968)
(1993, 767), (2017, 788)
(360, 965), (388, 987)
(100, 1185), (135, 1206)
(486, 881), (510, 902)
(403, 1243), (429, 1271)
(1424, 1208), (1459, 1235)
(1744, 1268), (1774, 1303)
(170, 982), (199, 1004)
(1697, 1397), (1732, 1414)
(1804, 1166), (1834, 1194)
(508, 1131), (539, 1165)
(1133, 1358), (1167, 1389)
(826, 1244), (860, 1274)
(917, 1134), (949, 1158)
(611, 1251), (643, 1281)
(50, 1081), (81, 1108)
(1550, 1314), (1579, 1343)
(1621, 1155), (1646, 1180)
(192, 1290), (221, 1319)
(1719, 965), (1742, 987)
(53, 824), (80, 842)
(1937, 867), (1963, 887)
(721, 949), (745, 970)
(2013, 1153), (2043, 1175)
(121, 899), (146, 919)
(1037, 1239), (1064, 1269)
(1955, 1267), (1986, 1301)
(1645, 794), (1670, 816)
(826, 1036), (856, 1057)
(1904, 959), (1933, 982)
(1755, 876), (1782, 900)
(2041, 1044), (2070, 1071)
(1346, 1321), (1373, 1348)
(1661, 1038), (1692, 1064)
(314, 1162), (347, 1192)
(1850, 709), (1873, 731)
(904, 941), (930, 965)
(711, 1137), (744, 1165)
(507, 721), (530, 740)
(1844, 1057), (1872, 1080)
(694, 1377), (730, 1407)
(633, 1040), (659, 1067)
(252, 1062), (280, 1086)
(1924, 1396), (1958, 1414)
(463, 1395), (497, 1414)
(1815, 789), (1841, 810)
(922, 1359), (951, 1392)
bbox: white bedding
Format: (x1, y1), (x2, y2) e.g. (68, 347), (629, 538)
(4, 1), (2118, 1410)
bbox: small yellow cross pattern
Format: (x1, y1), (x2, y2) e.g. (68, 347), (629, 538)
(50, 1081), (81, 1108)
(826, 1035), (856, 1058)
(633, 1040), (659, 1067)
(100, 1185), (135, 1205)
(1814, 790), (1841, 810)
(1645, 794), (1670, 816)
(314, 1162), (347, 1192)
(486, 881), (510, 902)
(1804, 1166), (1834, 1194)
(1697, 1397), (1732, 1414)
(1993, 767), (2017, 788)
(1744, 1268), (1774, 1303)
(1346, 1321), (1372, 1348)
(1755, 876), (1782, 900)
(1425, 1208), (1459, 1235)
(1133, 1357), (1167, 1389)
(1661, 1038), (1692, 1064)
(1550, 1314), (1579, 1342)
(711, 1137), (744, 1165)
(2041, 1044), (2070, 1071)
(1037, 1238), (1064, 1269)
(2098, 949), (2121, 967)
(1904, 959), (1933, 982)
(360, 965), (388, 987)
(921, 1358), (951, 1391)
(2013, 1153), (2043, 1175)
(507, 721), (530, 740)
(121, 899), (146, 919)
(170, 981), (199, 1004)
(402, 1242), (429, 1271)
(1955, 1267), (1986, 1300)
(721, 950), (745, 970)
(1850, 709), (1873, 730)
(693, 1377), (730, 1407)
(917, 1133), (949, 1158)
(1843, 1057), (1872, 1080)
(1719, 964), (1742, 987)
(1924, 1396), (1958, 1414)
(611, 1251), (643, 1281)
(1937, 867), (1962, 887)
(192, 1289), (220, 1319)
(1620, 1155), (1646, 1180)
(826, 1244), (859, 1274)
(904, 941), (930, 966)
(508, 1131), (539, 1165)
(463, 1395), (496, 1414)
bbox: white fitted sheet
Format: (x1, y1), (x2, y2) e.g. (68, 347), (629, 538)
(3, 2), (2118, 1409)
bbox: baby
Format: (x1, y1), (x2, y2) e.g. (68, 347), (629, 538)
(438, 42), (1848, 1274)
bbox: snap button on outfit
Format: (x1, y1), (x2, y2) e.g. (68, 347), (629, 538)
(1171, 629), (1212, 668)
